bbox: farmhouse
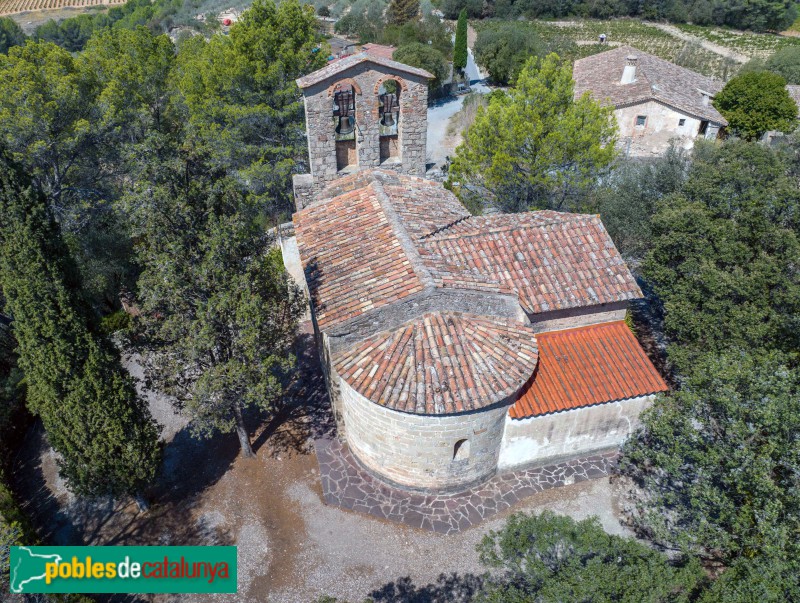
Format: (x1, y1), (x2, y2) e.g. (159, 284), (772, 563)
(289, 53), (667, 495)
(573, 46), (726, 157)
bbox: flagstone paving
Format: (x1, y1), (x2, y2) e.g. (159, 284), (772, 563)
(314, 436), (618, 535)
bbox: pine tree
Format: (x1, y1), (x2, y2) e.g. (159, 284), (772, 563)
(454, 8), (468, 75)
(0, 155), (161, 497)
(387, 0), (420, 25)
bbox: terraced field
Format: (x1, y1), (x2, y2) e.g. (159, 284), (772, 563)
(676, 23), (800, 58)
(504, 18), (800, 80)
(0, 0), (123, 16)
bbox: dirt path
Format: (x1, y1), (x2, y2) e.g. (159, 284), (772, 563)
(635, 22), (749, 63)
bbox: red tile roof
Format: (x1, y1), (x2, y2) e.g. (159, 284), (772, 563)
(293, 177), (426, 330)
(333, 312), (538, 414)
(423, 211), (642, 314)
(509, 321), (668, 419)
(295, 171), (642, 332)
(361, 43), (397, 61)
(296, 52), (433, 89)
(573, 46), (727, 125)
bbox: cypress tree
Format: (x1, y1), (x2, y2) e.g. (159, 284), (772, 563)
(454, 8), (468, 75)
(387, 0), (420, 25)
(0, 154), (160, 497)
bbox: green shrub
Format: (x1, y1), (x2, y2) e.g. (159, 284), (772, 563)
(100, 310), (133, 335)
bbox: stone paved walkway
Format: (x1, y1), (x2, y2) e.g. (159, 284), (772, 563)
(314, 437), (618, 535)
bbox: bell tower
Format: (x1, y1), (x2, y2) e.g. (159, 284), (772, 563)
(292, 51), (433, 210)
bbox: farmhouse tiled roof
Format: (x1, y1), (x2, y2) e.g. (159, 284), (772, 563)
(422, 212), (642, 314)
(573, 46), (727, 125)
(333, 313), (538, 414)
(296, 52), (433, 89)
(361, 43), (397, 61)
(509, 321), (668, 419)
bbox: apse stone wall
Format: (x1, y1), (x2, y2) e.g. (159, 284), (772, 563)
(338, 374), (510, 492)
(497, 395), (654, 472)
(295, 62), (429, 208)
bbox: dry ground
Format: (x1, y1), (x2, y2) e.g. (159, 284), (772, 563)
(10, 325), (632, 602)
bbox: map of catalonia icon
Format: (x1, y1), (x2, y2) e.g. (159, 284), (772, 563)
(10, 546), (62, 593)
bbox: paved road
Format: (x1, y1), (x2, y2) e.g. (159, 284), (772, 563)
(426, 48), (490, 168)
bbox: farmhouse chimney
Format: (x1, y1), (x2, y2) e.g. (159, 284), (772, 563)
(621, 56), (638, 85)
(700, 90), (711, 106)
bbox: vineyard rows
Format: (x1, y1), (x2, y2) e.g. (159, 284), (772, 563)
(0, 0), (124, 16)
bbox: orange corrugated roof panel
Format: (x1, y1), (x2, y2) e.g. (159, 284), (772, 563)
(509, 321), (668, 419)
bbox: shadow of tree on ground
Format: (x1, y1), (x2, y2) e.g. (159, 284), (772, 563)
(252, 328), (335, 457)
(370, 573), (484, 603)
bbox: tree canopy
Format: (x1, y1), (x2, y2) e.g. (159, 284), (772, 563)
(714, 71), (797, 140)
(393, 43), (448, 93)
(622, 352), (800, 564)
(448, 54), (617, 213)
(477, 511), (705, 602)
(641, 140), (800, 371)
(473, 21), (579, 86)
(129, 154), (305, 458)
(175, 0), (326, 219)
(0, 155), (160, 496)
(0, 18), (25, 55)
(454, 9), (468, 74)
(764, 46), (800, 84)
(387, 0), (420, 24)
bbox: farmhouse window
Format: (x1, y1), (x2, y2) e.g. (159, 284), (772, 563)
(679, 118), (686, 126)
(635, 115), (647, 127)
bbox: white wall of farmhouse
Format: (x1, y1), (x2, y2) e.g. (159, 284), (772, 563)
(497, 395), (655, 472)
(338, 374), (511, 492)
(615, 101), (718, 157)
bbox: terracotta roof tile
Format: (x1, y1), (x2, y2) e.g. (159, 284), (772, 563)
(573, 46), (727, 125)
(293, 178), (426, 330)
(509, 321), (668, 419)
(333, 312), (538, 415)
(297, 52), (433, 89)
(423, 212), (642, 314)
(361, 43), (397, 60)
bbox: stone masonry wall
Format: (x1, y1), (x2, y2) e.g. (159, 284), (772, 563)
(300, 62), (428, 199)
(339, 374), (511, 492)
(497, 395), (654, 472)
(528, 302), (628, 334)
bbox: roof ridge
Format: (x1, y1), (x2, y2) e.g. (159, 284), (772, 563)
(369, 176), (436, 289)
(296, 53), (434, 89)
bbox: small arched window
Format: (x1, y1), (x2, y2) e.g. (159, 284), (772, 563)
(453, 438), (470, 462)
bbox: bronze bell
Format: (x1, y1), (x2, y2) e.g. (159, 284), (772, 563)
(379, 93), (397, 127)
(335, 115), (355, 135)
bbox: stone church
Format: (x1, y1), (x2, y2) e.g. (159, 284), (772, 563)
(289, 51), (667, 496)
